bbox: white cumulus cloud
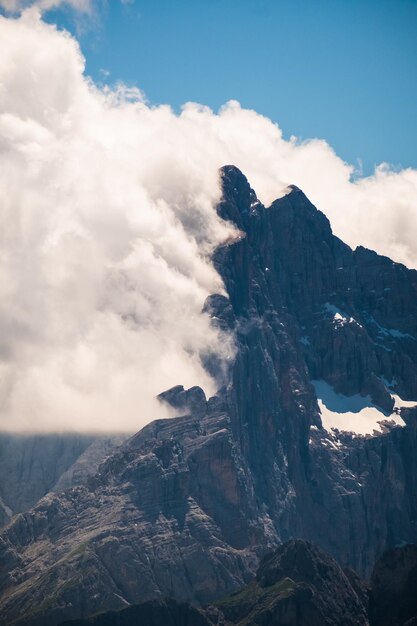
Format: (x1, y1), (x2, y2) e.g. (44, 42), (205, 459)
(0, 11), (416, 433)
(0, 0), (91, 13)
(0, 11), (234, 433)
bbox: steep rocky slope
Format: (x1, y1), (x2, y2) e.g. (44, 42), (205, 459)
(1, 166), (417, 625)
(215, 539), (369, 626)
(60, 541), (417, 626)
(60, 539), (369, 626)
(369, 543), (417, 625)
(60, 598), (212, 626)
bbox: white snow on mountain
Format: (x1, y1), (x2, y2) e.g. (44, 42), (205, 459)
(312, 379), (415, 436)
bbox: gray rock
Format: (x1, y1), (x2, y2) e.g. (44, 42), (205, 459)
(369, 543), (417, 626)
(217, 539), (369, 625)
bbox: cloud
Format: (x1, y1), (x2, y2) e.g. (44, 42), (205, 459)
(0, 12), (416, 433)
(0, 0), (92, 13)
(0, 11), (234, 432)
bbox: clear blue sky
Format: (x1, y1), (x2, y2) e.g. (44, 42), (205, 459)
(45, 0), (417, 174)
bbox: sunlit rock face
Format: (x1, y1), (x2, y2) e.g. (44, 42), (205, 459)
(1, 166), (417, 626)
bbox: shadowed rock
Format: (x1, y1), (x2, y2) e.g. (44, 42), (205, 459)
(369, 543), (417, 626)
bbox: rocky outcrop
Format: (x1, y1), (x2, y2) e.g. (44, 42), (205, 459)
(1, 167), (417, 625)
(216, 539), (369, 625)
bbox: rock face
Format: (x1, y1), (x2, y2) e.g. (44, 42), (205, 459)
(59, 541), (417, 626)
(216, 539), (369, 625)
(369, 543), (417, 626)
(60, 540), (370, 626)
(1, 166), (417, 625)
(0, 404), (261, 626)
(212, 166), (417, 573)
(59, 598), (212, 626)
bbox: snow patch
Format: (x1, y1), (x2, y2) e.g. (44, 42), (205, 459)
(392, 395), (417, 411)
(323, 303), (362, 328)
(312, 379), (407, 436)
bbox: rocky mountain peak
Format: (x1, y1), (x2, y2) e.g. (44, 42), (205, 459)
(217, 164), (259, 231)
(1, 167), (417, 625)
(157, 385), (207, 417)
(218, 164), (332, 241)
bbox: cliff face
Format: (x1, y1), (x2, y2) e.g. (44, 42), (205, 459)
(53, 541), (417, 626)
(60, 539), (370, 626)
(216, 539), (369, 626)
(1, 167), (417, 625)
(369, 543), (417, 626)
(213, 166), (417, 574)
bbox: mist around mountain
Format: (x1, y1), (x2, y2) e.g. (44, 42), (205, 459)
(1, 167), (417, 626)
(1, 9), (417, 437)
(0, 434), (126, 527)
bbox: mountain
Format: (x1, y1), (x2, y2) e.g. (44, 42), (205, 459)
(0, 434), (124, 528)
(58, 541), (417, 626)
(56, 540), (417, 626)
(59, 539), (370, 626)
(1, 166), (417, 625)
(214, 539), (369, 626)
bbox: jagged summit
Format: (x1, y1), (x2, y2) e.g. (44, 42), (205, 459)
(219, 164), (329, 237)
(157, 385), (207, 417)
(217, 165), (259, 230)
(1, 167), (417, 625)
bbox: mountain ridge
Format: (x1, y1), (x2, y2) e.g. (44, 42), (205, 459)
(57, 540), (417, 626)
(1, 166), (417, 625)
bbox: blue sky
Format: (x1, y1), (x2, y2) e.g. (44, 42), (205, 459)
(42, 0), (417, 174)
